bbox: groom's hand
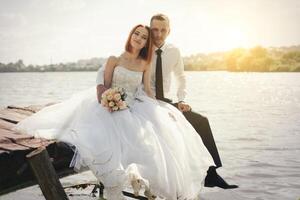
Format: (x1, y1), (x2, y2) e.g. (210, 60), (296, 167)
(177, 101), (191, 112)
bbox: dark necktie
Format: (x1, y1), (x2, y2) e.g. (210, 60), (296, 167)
(155, 48), (164, 100)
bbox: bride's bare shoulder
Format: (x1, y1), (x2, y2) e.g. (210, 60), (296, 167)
(107, 55), (119, 64)
(106, 55), (119, 68)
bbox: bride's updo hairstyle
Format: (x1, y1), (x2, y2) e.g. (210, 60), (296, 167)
(125, 24), (153, 64)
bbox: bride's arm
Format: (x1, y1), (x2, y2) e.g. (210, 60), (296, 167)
(97, 56), (118, 103)
(104, 56), (118, 88)
(143, 63), (155, 99)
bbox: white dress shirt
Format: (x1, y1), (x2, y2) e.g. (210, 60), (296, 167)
(96, 43), (187, 102)
(151, 43), (187, 102)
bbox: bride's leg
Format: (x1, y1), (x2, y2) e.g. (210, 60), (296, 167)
(88, 163), (126, 200)
(105, 185), (126, 200)
(95, 174), (125, 200)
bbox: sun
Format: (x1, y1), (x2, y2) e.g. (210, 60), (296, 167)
(218, 28), (249, 51)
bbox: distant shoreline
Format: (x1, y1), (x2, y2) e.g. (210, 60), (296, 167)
(2, 45), (300, 73)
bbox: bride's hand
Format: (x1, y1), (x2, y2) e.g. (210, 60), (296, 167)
(97, 84), (108, 103)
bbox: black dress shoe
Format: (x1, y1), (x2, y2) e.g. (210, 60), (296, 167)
(204, 166), (238, 189)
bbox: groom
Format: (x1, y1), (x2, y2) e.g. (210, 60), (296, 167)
(149, 14), (238, 189)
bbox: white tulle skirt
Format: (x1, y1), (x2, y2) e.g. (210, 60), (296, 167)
(15, 87), (213, 200)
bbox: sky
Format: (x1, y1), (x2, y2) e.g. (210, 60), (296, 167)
(0, 0), (300, 65)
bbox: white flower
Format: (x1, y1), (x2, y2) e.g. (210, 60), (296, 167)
(108, 101), (115, 107)
(112, 106), (118, 111)
(113, 93), (121, 101)
(107, 94), (113, 101)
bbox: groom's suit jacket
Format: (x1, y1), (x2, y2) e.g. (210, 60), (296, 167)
(96, 43), (187, 103)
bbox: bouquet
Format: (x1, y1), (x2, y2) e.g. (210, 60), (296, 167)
(101, 87), (128, 112)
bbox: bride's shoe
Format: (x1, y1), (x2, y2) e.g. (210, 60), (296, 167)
(131, 177), (156, 200)
(131, 178), (142, 196)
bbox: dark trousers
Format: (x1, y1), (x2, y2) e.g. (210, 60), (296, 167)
(172, 102), (222, 168)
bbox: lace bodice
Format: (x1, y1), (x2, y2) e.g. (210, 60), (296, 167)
(111, 66), (143, 105)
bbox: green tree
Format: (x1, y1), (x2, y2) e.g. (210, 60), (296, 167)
(249, 46), (267, 58)
(282, 51), (300, 64)
(225, 48), (246, 71)
(237, 54), (252, 71)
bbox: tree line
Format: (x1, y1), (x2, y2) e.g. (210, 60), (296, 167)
(1, 45), (300, 72)
(0, 58), (104, 72)
(184, 45), (300, 72)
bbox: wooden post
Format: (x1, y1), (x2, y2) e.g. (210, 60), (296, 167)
(26, 147), (68, 200)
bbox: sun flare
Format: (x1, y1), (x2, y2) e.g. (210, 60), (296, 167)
(218, 28), (249, 50)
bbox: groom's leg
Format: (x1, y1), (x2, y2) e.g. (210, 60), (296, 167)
(168, 102), (238, 189)
(174, 106), (222, 168)
(184, 111), (239, 189)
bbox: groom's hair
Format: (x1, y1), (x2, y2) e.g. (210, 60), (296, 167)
(150, 14), (170, 26)
(125, 24), (153, 64)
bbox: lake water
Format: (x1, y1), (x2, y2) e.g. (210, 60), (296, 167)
(0, 71), (299, 200)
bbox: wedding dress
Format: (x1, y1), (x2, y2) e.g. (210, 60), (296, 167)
(15, 66), (213, 200)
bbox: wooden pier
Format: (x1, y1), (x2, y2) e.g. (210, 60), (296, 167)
(0, 104), (75, 198)
(0, 104), (149, 200)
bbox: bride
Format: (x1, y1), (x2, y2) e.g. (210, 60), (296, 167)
(14, 24), (213, 200)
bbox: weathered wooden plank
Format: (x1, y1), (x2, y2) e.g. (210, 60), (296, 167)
(0, 128), (33, 142)
(24, 105), (44, 112)
(0, 109), (28, 123)
(9, 108), (34, 116)
(8, 103), (57, 113)
(0, 135), (11, 143)
(16, 138), (55, 149)
(7, 105), (36, 113)
(27, 147), (69, 200)
(0, 119), (15, 130)
(0, 142), (30, 151)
